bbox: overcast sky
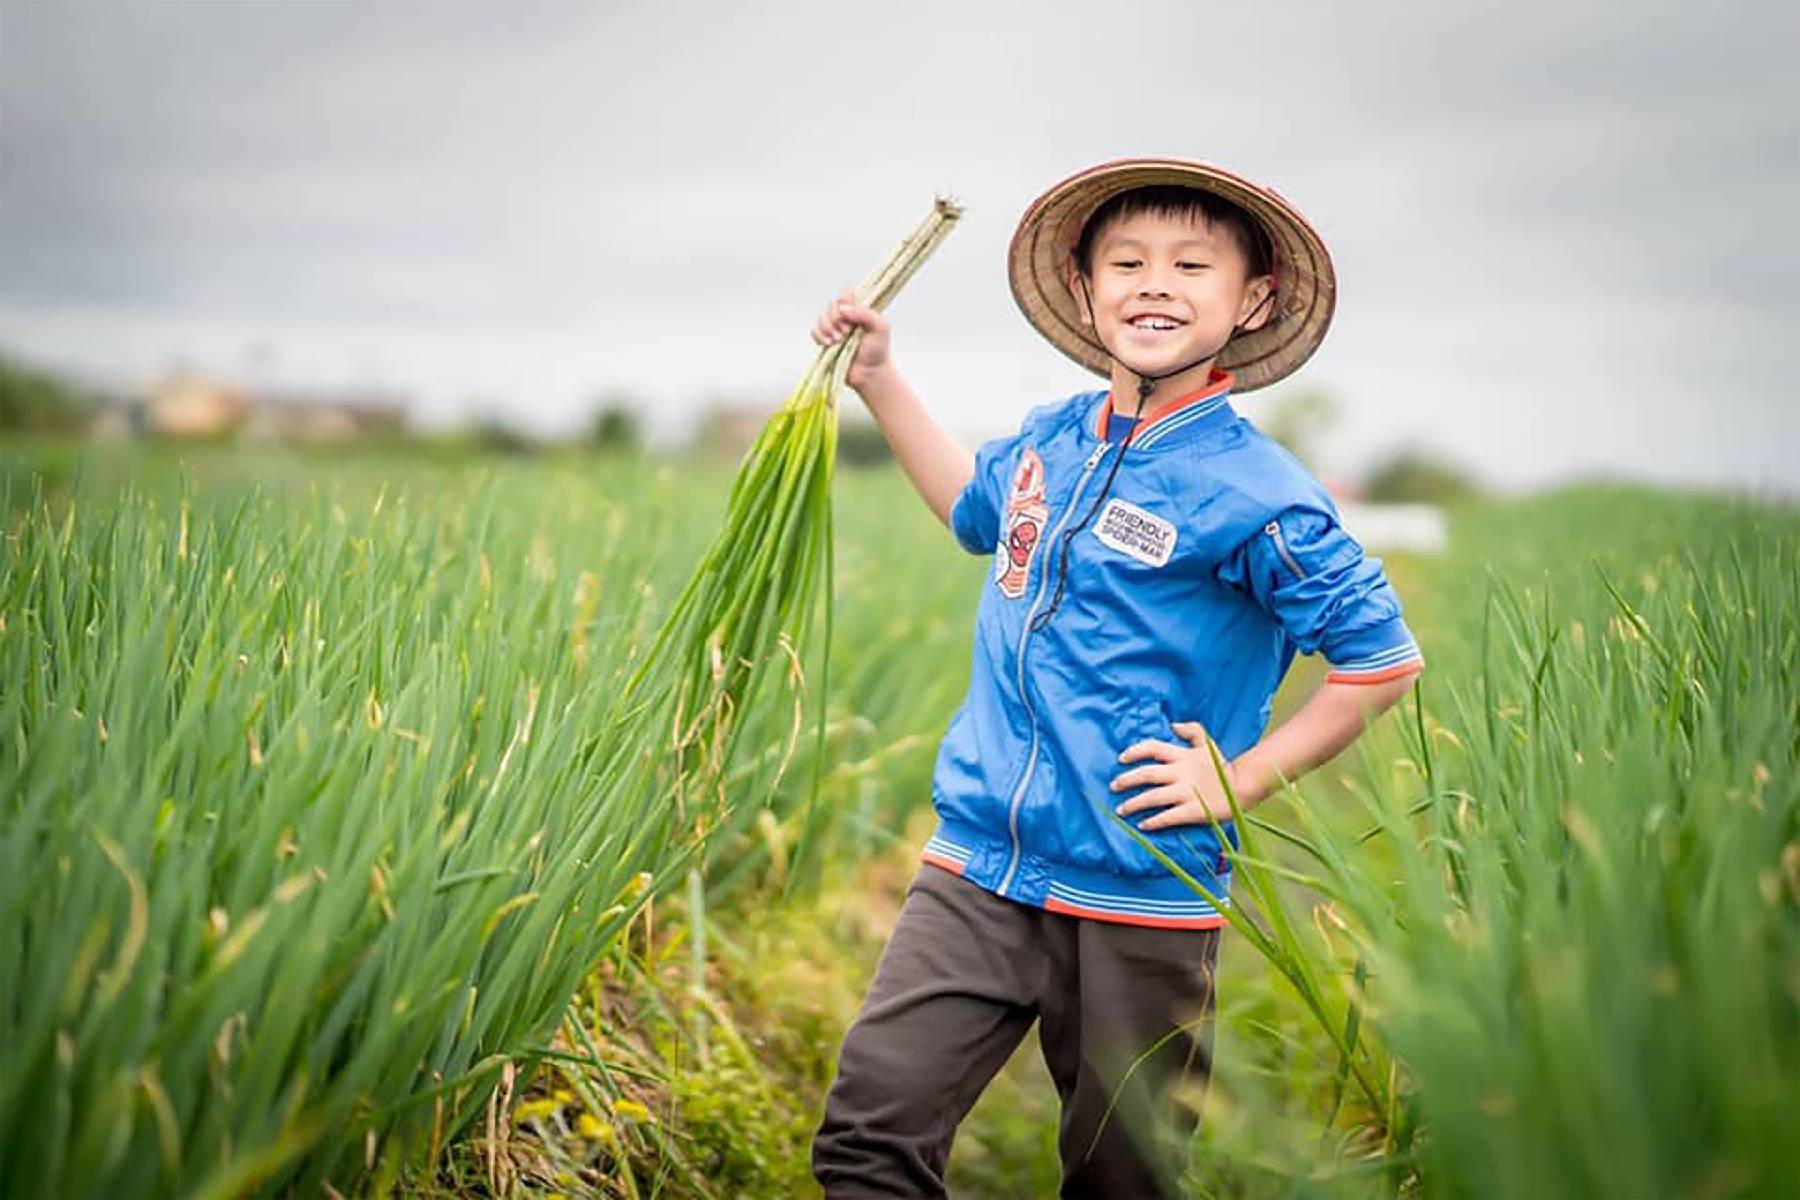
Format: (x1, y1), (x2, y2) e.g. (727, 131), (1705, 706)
(2, 1), (1795, 494)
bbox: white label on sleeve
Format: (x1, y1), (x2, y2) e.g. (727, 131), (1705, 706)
(1093, 498), (1177, 567)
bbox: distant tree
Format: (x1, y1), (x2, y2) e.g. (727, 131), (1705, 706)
(1362, 448), (1479, 503)
(835, 414), (893, 468)
(469, 419), (535, 455)
(0, 350), (91, 433)
(587, 394), (643, 454)
(1256, 386), (1340, 466)
(450, 400), (537, 456)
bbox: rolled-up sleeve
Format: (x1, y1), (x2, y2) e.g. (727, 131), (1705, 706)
(1215, 504), (1425, 683)
(948, 432), (1025, 556)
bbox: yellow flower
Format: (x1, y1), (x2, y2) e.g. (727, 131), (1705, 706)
(611, 1099), (651, 1123)
(511, 1098), (560, 1125)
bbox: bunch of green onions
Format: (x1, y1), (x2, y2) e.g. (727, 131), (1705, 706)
(621, 197), (962, 838)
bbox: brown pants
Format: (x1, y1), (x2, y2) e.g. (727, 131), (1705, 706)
(812, 864), (1223, 1199)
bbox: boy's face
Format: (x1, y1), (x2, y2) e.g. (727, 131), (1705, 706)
(1067, 209), (1273, 399)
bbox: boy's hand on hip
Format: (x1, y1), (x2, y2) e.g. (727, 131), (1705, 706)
(811, 288), (892, 392)
(1110, 721), (1242, 830)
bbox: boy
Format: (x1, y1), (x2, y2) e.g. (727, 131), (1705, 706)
(808, 158), (1424, 1199)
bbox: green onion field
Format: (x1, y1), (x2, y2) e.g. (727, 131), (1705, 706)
(3, 438), (1795, 1198)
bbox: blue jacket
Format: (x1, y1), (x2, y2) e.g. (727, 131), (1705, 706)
(920, 376), (1425, 929)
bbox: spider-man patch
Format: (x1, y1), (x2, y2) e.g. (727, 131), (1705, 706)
(995, 449), (1048, 599)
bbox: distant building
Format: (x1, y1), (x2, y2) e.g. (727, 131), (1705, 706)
(147, 374), (251, 438)
(692, 400), (771, 460)
(1337, 501), (1448, 554)
(87, 393), (151, 440)
(241, 389), (409, 444)
(1323, 476), (1448, 554)
(87, 373), (410, 443)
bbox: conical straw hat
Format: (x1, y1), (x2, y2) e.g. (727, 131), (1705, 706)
(1008, 157), (1336, 392)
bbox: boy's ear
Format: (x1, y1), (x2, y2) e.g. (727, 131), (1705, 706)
(1062, 259), (1094, 327)
(1238, 274), (1276, 332)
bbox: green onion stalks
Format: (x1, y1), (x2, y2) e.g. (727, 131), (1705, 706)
(621, 197), (963, 835)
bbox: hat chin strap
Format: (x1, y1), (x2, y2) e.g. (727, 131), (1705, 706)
(1076, 275), (1274, 415)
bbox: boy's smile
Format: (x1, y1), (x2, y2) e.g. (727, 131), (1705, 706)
(1069, 209), (1273, 406)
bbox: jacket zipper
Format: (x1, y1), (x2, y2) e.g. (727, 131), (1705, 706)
(1265, 520), (1305, 581)
(997, 439), (1113, 897)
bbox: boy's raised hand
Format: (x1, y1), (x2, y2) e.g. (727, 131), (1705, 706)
(812, 288), (892, 392)
(1110, 722), (1244, 830)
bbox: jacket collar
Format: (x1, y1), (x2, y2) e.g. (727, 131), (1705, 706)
(1089, 368), (1238, 451)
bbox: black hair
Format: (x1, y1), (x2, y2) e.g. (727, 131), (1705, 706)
(1072, 184), (1273, 281)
